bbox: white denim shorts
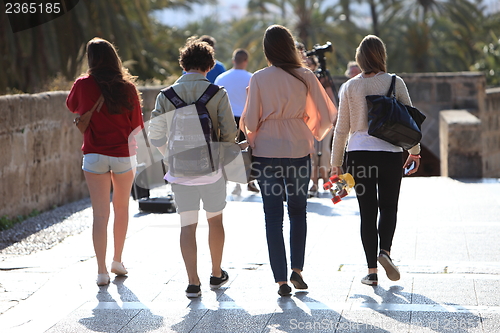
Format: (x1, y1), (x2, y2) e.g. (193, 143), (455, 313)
(82, 153), (137, 174)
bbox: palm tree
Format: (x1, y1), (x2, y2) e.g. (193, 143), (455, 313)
(472, 9), (500, 86)
(247, 0), (279, 19)
(0, 0), (207, 94)
(228, 17), (275, 71)
(384, 0), (486, 72)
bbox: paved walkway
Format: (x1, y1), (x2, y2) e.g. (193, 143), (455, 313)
(0, 177), (499, 332)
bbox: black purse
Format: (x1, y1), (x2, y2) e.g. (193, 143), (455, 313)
(366, 75), (426, 150)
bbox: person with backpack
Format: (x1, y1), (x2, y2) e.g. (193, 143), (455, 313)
(148, 37), (238, 298)
(239, 25), (337, 296)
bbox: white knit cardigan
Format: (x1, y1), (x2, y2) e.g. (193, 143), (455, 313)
(331, 73), (421, 166)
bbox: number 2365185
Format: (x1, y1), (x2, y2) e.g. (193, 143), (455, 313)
(5, 2), (61, 14)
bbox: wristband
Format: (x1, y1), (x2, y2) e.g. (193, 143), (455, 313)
(409, 154), (421, 158)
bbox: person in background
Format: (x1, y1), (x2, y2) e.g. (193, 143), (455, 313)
(345, 61), (362, 79)
(338, 60), (362, 97)
(148, 37), (238, 298)
(200, 35), (226, 83)
(330, 35), (421, 286)
(240, 25), (337, 296)
(296, 42), (335, 198)
(66, 38), (144, 286)
(215, 48), (259, 194)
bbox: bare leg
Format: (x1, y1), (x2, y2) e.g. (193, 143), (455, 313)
(84, 171), (112, 274)
(310, 165), (319, 191)
(180, 211), (200, 285)
(207, 211), (224, 277)
(319, 164), (330, 188)
(110, 169), (135, 263)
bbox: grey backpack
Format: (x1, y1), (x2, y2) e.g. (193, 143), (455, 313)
(162, 84), (220, 177)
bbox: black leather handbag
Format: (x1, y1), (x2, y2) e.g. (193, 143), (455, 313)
(366, 75), (426, 150)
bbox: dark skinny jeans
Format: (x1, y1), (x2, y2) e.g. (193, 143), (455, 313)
(253, 155), (311, 283)
(346, 151), (403, 269)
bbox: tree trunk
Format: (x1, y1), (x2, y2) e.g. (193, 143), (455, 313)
(369, 0), (379, 36)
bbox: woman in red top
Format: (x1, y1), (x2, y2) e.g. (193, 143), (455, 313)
(67, 38), (144, 286)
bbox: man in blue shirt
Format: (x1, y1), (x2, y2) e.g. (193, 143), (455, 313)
(200, 35), (226, 83)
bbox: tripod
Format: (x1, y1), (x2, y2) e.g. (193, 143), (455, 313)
(308, 55), (338, 197)
(315, 53), (339, 108)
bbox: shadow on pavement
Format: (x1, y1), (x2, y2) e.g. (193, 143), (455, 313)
(79, 276), (164, 332)
(351, 285), (482, 332)
(170, 289), (392, 333)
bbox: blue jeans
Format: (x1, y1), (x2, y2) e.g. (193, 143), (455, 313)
(253, 155), (311, 282)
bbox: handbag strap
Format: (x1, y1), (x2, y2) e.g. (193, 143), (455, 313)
(86, 95), (104, 116)
(81, 94), (104, 119)
(386, 75), (396, 97)
(236, 128), (243, 143)
(74, 94), (104, 126)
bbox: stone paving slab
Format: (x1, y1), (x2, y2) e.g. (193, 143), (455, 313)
(0, 177), (499, 332)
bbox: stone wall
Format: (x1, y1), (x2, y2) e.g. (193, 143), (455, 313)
(0, 73), (498, 218)
(483, 87), (500, 177)
(0, 87), (161, 218)
(440, 110), (482, 178)
(333, 72), (488, 177)
(439, 86), (500, 178)
(333, 72), (486, 161)
(400, 72), (486, 160)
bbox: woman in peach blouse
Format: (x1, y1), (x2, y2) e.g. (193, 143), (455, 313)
(240, 25), (337, 296)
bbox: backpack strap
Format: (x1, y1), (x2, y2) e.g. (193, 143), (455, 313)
(162, 84), (220, 108)
(162, 87), (187, 108)
(197, 84), (221, 105)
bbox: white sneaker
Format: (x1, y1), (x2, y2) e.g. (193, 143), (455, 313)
(96, 273), (110, 286)
(231, 184), (242, 196)
(111, 261), (128, 276)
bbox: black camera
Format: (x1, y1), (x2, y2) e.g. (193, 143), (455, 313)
(306, 42), (332, 58)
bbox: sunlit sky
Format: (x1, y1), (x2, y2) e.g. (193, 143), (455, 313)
(154, 0), (247, 27)
(154, 0), (499, 28)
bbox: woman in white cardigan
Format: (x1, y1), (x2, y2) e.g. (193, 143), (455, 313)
(330, 35), (421, 286)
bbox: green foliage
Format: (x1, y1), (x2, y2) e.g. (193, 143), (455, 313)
(0, 209), (40, 231)
(472, 15), (500, 87)
(1, 0), (499, 94)
(0, 0), (205, 94)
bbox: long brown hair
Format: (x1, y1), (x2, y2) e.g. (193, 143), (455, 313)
(355, 35), (387, 75)
(86, 38), (141, 114)
(263, 25), (308, 88)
